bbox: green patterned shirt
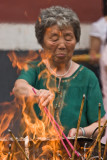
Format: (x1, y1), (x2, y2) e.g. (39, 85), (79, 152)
(18, 61), (105, 135)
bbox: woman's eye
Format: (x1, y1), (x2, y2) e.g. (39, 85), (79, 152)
(50, 34), (59, 42)
(64, 33), (73, 41)
(65, 35), (72, 41)
(51, 36), (58, 42)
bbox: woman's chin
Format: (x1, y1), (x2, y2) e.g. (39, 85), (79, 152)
(53, 58), (69, 64)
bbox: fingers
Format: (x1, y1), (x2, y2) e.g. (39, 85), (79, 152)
(34, 89), (54, 107)
(68, 128), (83, 137)
(32, 88), (54, 107)
(68, 128), (77, 137)
(40, 94), (54, 107)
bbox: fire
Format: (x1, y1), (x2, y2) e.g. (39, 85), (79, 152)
(0, 51), (107, 159)
(0, 51), (64, 159)
(7, 51), (39, 72)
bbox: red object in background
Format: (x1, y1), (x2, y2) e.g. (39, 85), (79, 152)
(0, 0), (103, 23)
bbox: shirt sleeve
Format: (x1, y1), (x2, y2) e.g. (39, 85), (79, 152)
(86, 73), (105, 124)
(90, 22), (101, 38)
(18, 61), (39, 86)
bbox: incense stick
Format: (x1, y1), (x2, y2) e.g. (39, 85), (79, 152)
(8, 129), (29, 160)
(7, 152), (10, 160)
(72, 94), (85, 160)
(103, 140), (107, 160)
(10, 152), (14, 160)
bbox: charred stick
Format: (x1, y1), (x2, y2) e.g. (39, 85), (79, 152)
(7, 152), (10, 160)
(8, 129), (29, 160)
(98, 103), (101, 160)
(103, 140), (107, 160)
(72, 94), (85, 160)
(87, 120), (107, 160)
(9, 144), (11, 152)
(6, 144), (11, 160)
(11, 152), (14, 160)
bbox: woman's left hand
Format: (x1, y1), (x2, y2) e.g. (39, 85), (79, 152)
(68, 128), (82, 137)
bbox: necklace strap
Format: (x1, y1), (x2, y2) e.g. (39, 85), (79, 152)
(46, 60), (72, 78)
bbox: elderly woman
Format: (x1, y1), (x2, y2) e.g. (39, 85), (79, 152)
(13, 6), (106, 138)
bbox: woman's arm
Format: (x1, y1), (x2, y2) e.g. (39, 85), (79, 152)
(68, 116), (106, 138)
(13, 79), (54, 107)
(83, 116), (106, 138)
(89, 36), (101, 64)
(13, 79), (38, 98)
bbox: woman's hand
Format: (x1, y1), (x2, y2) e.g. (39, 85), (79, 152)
(68, 128), (83, 137)
(68, 117), (106, 138)
(33, 88), (55, 107)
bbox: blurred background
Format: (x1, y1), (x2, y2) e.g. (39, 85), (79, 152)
(0, 0), (103, 102)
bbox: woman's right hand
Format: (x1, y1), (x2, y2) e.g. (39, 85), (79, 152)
(13, 79), (54, 107)
(33, 88), (55, 107)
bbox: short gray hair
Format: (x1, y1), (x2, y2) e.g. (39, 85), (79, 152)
(35, 6), (81, 45)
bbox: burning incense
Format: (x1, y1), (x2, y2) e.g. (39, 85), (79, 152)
(9, 144), (11, 151)
(87, 120), (107, 160)
(72, 94), (85, 160)
(44, 106), (80, 157)
(7, 144), (11, 160)
(103, 140), (107, 160)
(98, 103), (101, 160)
(8, 129), (29, 160)
(44, 107), (72, 157)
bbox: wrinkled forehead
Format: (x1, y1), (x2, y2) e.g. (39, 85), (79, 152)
(45, 24), (74, 34)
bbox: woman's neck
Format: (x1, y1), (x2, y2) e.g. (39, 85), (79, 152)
(44, 59), (72, 77)
(49, 59), (71, 72)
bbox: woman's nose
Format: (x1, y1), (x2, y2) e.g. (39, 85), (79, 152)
(58, 39), (66, 50)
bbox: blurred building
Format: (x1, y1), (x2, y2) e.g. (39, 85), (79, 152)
(0, 0), (103, 102)
(0, 0), (103, 50)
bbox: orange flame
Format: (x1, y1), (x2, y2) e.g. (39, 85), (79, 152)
(0, 51), (104, 159)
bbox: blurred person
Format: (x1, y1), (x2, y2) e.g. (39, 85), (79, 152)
(13, 6), (106, 138)
(90, 0), (107, 115)
(89, 0), (107, 143)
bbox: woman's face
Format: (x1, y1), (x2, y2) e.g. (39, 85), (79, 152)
(43, 25), (77, 64)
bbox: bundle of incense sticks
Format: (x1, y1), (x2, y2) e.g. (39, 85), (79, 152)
(32, 88), (80, 159)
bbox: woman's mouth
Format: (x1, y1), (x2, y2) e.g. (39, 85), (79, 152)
(56, 53), (66, 57)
